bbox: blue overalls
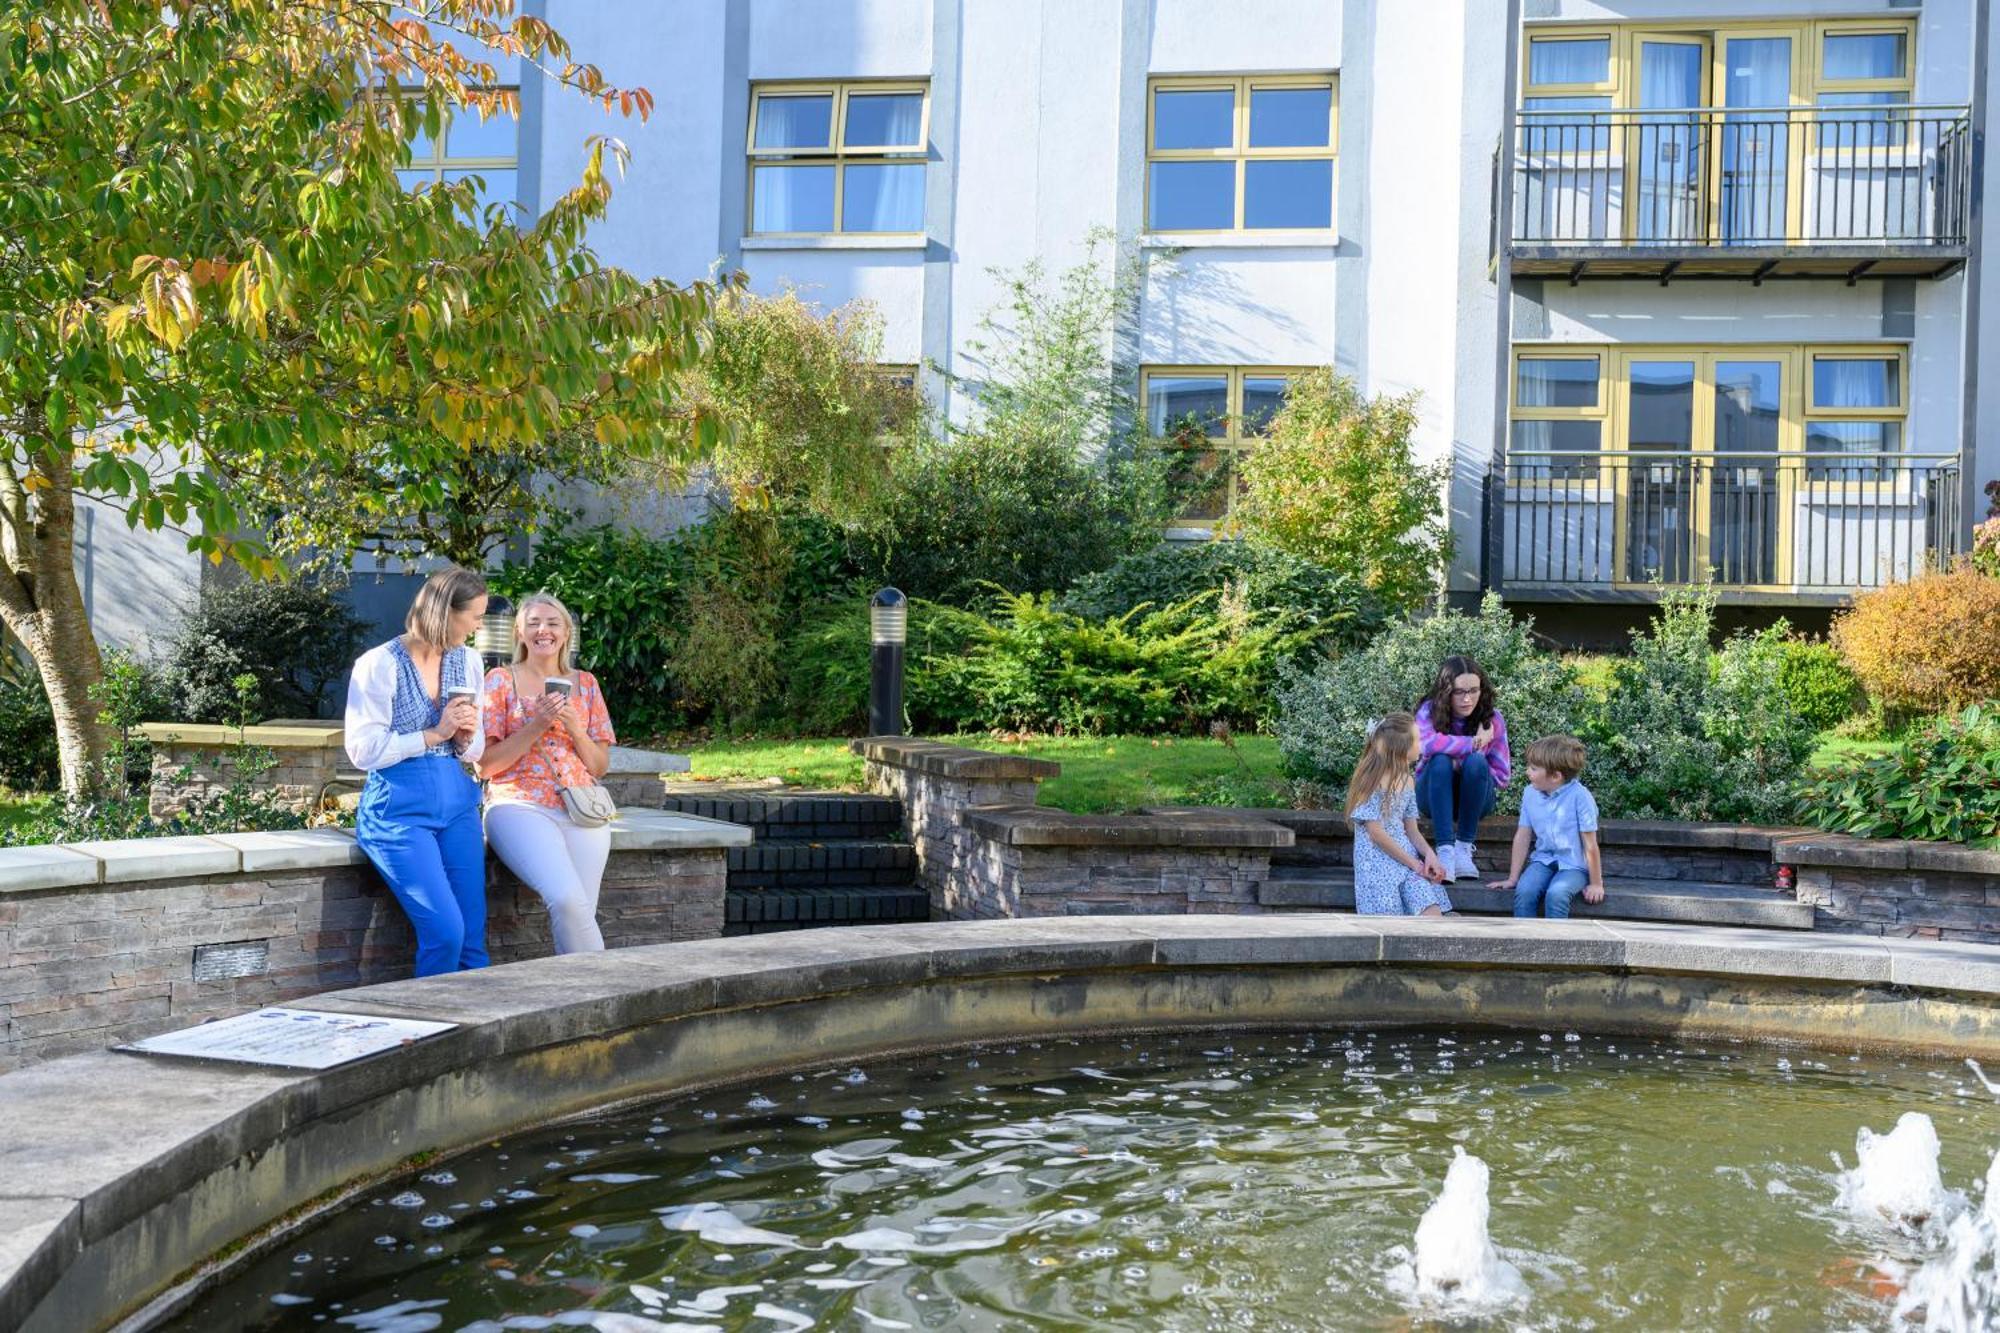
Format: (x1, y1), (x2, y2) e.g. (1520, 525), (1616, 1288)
(354, 640), (489, 977)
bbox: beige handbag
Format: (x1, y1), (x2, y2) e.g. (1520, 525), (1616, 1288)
(510, 667), (617, 828)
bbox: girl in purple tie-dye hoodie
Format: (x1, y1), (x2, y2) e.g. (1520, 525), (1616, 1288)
(1413, 654), (1512, 882)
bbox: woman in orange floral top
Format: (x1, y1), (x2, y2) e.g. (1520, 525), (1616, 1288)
(478, 592), (617, 954)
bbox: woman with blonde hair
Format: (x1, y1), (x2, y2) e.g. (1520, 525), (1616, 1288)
(479, 592), (618, 953)
(345, 566), (492, 976)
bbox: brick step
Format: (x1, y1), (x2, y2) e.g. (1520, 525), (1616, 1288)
(726, 839), (915, 890)
(1261, 866), (1813, 930)
(661, 789), (902, 840)
(1271, 842), (1777, 888)
(723, 884), (930, 933)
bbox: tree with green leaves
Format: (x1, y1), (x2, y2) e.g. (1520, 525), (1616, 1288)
(0, 1), (730, 793)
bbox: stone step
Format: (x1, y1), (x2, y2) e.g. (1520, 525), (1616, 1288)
(723, 884), (930, 933)
(726, 839), (915, 889)
(662, 788), (902, 841)
(1260, 867), (1813, 930)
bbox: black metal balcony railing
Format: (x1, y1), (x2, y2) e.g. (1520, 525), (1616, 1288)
(1501, 451), (1961, 595)
(1510, 104), (1972, 261)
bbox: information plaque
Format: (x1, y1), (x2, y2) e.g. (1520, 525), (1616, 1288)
(121, 1007), (457, 1070)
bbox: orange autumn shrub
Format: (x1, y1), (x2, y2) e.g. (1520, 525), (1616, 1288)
(1832, 565), (2000, 717)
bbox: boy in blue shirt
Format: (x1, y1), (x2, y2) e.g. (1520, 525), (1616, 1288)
(1491, 734), (1606, 918)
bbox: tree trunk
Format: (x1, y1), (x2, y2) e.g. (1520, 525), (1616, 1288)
(0, 411), (111, 798)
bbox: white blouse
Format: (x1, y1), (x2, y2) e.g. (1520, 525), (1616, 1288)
(343, 642), (487, 772)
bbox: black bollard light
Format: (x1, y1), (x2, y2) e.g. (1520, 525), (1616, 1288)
(475, 595), (516, 672)
(869, 587), (907, 736)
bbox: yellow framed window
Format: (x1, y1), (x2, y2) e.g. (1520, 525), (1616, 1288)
(1522, 31), (1618, 154)
(397, 91), (519, 202)
(1142, 366), (1301, 523)
(747, 81), (928, 235)
(1805, 348), (1907, 480)
(1814, 24), (1917, 149)
(1510, 352), (1607, 480)
(1146, 75), (1336, 232)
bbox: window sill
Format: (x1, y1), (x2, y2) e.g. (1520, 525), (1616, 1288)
(1140, 230), (1338, 250)
(739, 234), (929, 251)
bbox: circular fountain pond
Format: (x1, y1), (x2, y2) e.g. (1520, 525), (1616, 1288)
(162, 1026), (2000, 1330)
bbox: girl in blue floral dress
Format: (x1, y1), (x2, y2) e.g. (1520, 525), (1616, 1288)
(1346, 713), (1454, 916)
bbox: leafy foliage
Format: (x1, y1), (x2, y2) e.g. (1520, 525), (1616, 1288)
(1798, 705), (2000, 847)
(1230, 368), (1451, 613)
(157, 578), (368, 723)
(1584, 588), (1817, 824)
(1832, 567), (2000, 718)
(1, 656), (305, 846)
(0, 671), (59, 794)
(1773, 638), (1864, 735)
(0, 0), (728, 790)
(1272, 594), (1586, 813)
(777, 598), (986, 735)
(1972, 517), (2000, 579)
(869, 245), (1180, 604)
(1058, 541), (1388, 655)
(920, 590), (1312, 736)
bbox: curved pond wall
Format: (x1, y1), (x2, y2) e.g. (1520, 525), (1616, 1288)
(7, 914), (2000, 1331)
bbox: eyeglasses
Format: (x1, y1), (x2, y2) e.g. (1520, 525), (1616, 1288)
(1450, 686), (1482, 697)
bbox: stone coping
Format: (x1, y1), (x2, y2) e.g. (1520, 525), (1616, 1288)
(851, 736), (1060, 782)
(606, 744), (693, 776)
(0, 809), (748, 894)
(10, 916), (2000, 1331)
(138, 721), (344, 748)
(964, 803), (1295, 849)
(1149, 806), (2000, 871)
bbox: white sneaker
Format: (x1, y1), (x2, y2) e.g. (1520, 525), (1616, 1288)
(1453, 842), (1480, 880)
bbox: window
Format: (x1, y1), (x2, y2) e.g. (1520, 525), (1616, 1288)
(1816, 27), (1915, 148)
(1807, 352), (1905, 460)
(1512, 345), (1908, 451)
(871, 364), (919, 440)
(1142, 366), (1300, 523)
(1147, 76), (1336, 232)
(747, 82), (928, 235)
(398, 93), (520, 203)
(1521, 19), (1917, 110)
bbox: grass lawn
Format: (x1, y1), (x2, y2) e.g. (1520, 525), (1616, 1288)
(679, 732), (1290, 814)
(0, 793), (52, 837)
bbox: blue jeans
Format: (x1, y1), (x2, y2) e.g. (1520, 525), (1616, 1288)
(1514, 860), (1589, 919)
(357, 754), (490, 977)
(1419, 751), (1495, 845)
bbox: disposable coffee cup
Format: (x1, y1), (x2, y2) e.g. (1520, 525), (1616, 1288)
(544, 678), (574, 699)
(446, 685), (477, 703)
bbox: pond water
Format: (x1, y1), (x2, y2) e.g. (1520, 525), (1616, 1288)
(163, 1028), (2000, 1331)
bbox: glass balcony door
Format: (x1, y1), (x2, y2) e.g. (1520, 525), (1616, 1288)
(1719, 34), (1798, 244)
(1709, 357), (1789, 584)
(1630, 35), (1709, 243)
(1620, 357), (1698, 583)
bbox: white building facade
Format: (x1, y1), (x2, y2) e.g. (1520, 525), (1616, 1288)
(71, 0), (1999, 651)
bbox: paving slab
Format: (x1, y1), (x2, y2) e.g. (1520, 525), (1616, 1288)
(1599, 920), (1893, 983)
(1881, 938), (2000, 996)
(206, 828), (366, 873)
(0, 845), (101, 894)
(609, 808), (753, 851)
(1371, 916), (1629, 967)
(66, 835), (239, 884)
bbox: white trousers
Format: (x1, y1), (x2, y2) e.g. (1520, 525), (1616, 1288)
(485, 801), (611, 954)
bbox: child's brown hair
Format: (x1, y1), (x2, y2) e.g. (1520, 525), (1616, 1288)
(1345, 713), (1420, 814)
(1524, 734), (1587, 781)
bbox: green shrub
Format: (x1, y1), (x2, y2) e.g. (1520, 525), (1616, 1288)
(0, 670), (59, 793)
(1058, 541), (1387, 654)
(871, 432), (1175, 606)
(778, 597), (986, 734)
(157, 578), (368, 724)
(1271, 594), (1587, 812)
(1774, 638), (1863, 734)
(1585, 588), (1818, 824)
(1230, 368), (1451, 613)
(1797, 704), (2000, 847)
(1973, 517), (2000, 579)
(922, 590), (1308, 735)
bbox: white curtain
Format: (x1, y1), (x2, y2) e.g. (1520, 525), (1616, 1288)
(1810, 360), (1897, 459)
(1636, 43), (1704, 241)
(842, 163), (924, 232)
(753, 165), (834, 232)
(1722, 38), (1792, 243)
(754, 95), (832, 149)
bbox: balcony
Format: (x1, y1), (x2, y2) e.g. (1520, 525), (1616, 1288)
(1498, 451), (1961, 604)
(1507, 105), (1972, 281)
